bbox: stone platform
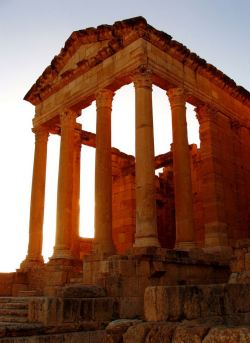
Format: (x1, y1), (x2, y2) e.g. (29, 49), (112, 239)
(83, 247), (230, 318)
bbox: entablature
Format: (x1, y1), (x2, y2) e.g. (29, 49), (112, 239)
(27, 17), (249, 130)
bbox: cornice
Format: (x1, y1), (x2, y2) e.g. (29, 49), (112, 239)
(24, 16), (250, 107)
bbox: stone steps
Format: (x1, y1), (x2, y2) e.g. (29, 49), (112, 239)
(18, 290), (37, 297)
(0, 297), (29, 324)
(0, 308), (28, 317)
(0, 302), (27, 309)
(0, 297), (27, 303)
(0, 315), (28, 323)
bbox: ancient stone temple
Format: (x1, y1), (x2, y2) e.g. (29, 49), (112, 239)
(0, 17), (250, 342)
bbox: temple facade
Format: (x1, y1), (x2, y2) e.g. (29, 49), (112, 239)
(0, 17), (249, 342)
(21, 17), (250, 268)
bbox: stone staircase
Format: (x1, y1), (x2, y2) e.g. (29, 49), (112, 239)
(0, 297), (29, 324)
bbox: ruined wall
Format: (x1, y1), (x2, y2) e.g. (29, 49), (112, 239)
(111, 146), (207, 253)
(82, 123), (250, 256)
(111, 149), (176, 252)
(190, 145), (205, 246)
(112, 149), (135, 254)
(156, 166), (175, 249)
(215, 115), (250, 243)
(0, 273), (14, 296)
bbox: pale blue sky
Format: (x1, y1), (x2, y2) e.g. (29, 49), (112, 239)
(0, 0), (249, 271)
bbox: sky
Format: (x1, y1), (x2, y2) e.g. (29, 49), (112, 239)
(0, 0), (249, 271)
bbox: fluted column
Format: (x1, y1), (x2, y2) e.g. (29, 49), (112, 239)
(133, 70), (160, 248)
(21, 126), (49, 268)
(196, 105), (228, 249)
(71, 124), (82, 258)
(94, 89), (115, 255)
(167, 87), (195, 249)
(52, 109), (77, 259)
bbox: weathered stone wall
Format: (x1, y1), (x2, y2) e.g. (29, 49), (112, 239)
(111, 149), (177, 253)
(207, 114), (250, 244)
(0, 274), (14, 296)
(111, 146), (205, 252)
(156, 166), (175, 249)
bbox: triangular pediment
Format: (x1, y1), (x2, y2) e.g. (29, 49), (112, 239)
(24, 16), (250, 106)
(58, 41), (110, 78)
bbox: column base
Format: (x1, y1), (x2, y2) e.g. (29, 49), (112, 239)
(205, 223), (228, 248)
(203, 246), (233, 256)
(133, 236), (160, 248)
(92, 240), (115, 257)
(19, 256), (44, 271)
(50, 248), (74, 260)
(175, 241), (196, 251)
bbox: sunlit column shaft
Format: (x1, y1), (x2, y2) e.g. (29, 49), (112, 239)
(167, 87), (195, 249)
(94, 89), (115, 255)
(133, 70), (160, 248)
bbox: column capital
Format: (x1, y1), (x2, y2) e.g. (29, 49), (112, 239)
(133, 66), (152, 89)
(195, 104), (218, 124)
(96, 89), (114, 110)
(167, 87), (186, 107)
(60, 109), (78, 127)
(32, 126), (49, 142)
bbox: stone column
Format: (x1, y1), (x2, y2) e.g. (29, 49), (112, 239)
(52, 109), (77, 260)
(167, 87), (195, 249)
(133, 70), (160, 248)
(71, 124), (82, 258)
(94, 89), (115, 255)
(21, 126), (49, 268)
(196, 105), (228, 250)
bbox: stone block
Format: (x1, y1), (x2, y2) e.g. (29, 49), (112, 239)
(136, 260), (150, 277)
(45, 271), (67, 286)
(29, 297), (63, 326)
(119, 296), (143, 319)
(102, 321), (138, 343)
(172, 325), (210, 343)
(12, 283), (28, 297)
(203, 327), (250, 343)
(106, 319), (142, 335)
(58, 284), (106, 298)
(145, 284), (250, 323)
(199, 284), (225, 318)
(28, 297), (47, 323)
(145, 323), (177, 343)
(104, 275), (123, 297)
(224, 283), (250, 314)
(123, 322), (155, 343)
(231, 249), (246, 272)
(93, 298), (116, 321)
(0, 330), (106, 343)
(111, 259), (136, 277)
(0, 273), (15, 296)
(245, 253), (250, 271)
(229, 271), (250, 284)
(122, 277), (139, 297)
(144, 286), (183, 322)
